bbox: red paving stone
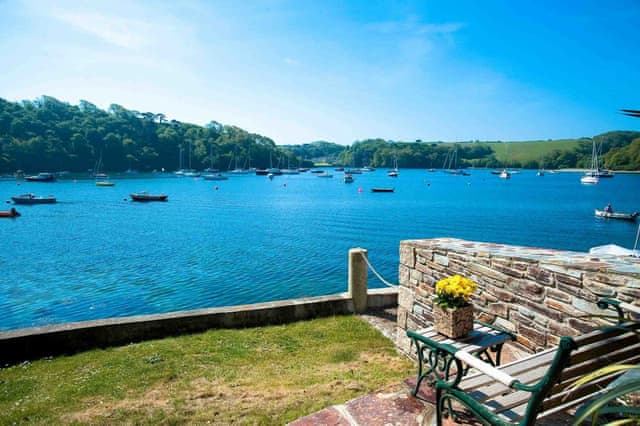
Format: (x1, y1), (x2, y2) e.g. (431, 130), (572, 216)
(345, 386), (431, 426)
(289, 406), (350, 426)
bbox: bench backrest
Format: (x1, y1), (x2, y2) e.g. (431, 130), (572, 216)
(540, 321), (640, 417)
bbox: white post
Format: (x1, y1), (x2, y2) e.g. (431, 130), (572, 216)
(349, 248), (368, 314)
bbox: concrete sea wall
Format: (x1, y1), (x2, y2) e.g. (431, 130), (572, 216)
(0, 288), (397, 365)
(397, 238), (640, 354)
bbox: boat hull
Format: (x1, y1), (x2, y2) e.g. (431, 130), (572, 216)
(203, 174), (228, 180)
(371, 188), (395, 193)
(580, 175), (599, 184)
(594, 209), (638, 221)
(25, 173), (56, 182)
(0, 208), (20, 218)
(11, 194), (56, 204)
(130, 193), (168, 202)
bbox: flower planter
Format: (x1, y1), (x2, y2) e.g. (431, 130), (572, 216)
(433, 304), (474, 339)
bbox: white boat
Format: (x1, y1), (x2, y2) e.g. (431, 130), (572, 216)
(595, 209), (639, 221)
(581, 175), (599, 184)
(203, 173), (228, 180)
(581, 139), (601, 184)
(317, 172), (333, 178)
(281, 169), (300, 175)
(499, 169), (510, 179)
(343, 173), (354, 183)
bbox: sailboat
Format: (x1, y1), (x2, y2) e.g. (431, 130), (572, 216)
(594, 141), (614, 178)
(442, 147), (469, 175)
(387, 156), (399, 177)
(182, 142), (200, 177)
(229, 146), (250, 174)
(537, 156), (545, 176)
(580, 140), (599, 184)
(94, 150), (114, 186)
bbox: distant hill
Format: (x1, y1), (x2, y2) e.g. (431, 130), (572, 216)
(1, 95), (638, 172)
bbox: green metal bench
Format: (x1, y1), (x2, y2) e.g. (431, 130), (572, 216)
(432, 298), (640, 426)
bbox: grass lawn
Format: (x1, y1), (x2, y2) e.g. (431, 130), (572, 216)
(0, 315), (413, 425)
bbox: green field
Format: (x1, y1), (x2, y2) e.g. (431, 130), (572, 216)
(454, 139), (583, 165)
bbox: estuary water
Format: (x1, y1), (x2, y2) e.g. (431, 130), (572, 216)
(1, 169), (639, 331)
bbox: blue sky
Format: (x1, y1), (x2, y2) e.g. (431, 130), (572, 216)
(1, 0), (638, 145)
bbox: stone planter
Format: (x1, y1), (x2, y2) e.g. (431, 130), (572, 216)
(433, 304), (474, 338)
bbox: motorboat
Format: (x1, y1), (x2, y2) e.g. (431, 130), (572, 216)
(24, 172), (56, 182)
(343, 173), (354, 183)
(594, 209), (638, 221)
(130, 192), (168, 202)
(371, 188), (395, 193)
(317, 172), (333, 178)
(11, 193), (57, 204)
(0, 208), (20, 218)
(499, 169), (511, 179)
(96, 181), (115, 187)
(203, 173), (228, 180)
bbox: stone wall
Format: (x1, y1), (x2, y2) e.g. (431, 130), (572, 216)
(397, 238), (640, 354)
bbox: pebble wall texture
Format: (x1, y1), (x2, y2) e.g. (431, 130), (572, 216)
(397, 238), (640, 354)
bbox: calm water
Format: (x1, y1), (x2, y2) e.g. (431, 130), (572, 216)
(1, 170), (639, 331)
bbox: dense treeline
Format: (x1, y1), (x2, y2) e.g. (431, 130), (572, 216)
(1, 96), (639, 173)
(0, 96), (304, 174)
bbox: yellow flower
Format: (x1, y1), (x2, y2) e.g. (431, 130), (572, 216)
(434, 275), (478, 308)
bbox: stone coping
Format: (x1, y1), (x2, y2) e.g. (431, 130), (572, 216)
(402, 237), (640, 276)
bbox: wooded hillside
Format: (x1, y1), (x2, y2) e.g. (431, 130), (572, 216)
(1, 96), (638, 173)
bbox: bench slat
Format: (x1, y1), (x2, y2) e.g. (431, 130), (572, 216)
(413, 324), (510, 354)
(473, 369), (624, 423)
(572, 321), (640, 347)
(556, 342), (640, 387)
(459, 348), (556, 390)
(570, 330), (640, 365)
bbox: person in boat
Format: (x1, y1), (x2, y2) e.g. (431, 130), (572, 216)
(604, 203), (613, 213)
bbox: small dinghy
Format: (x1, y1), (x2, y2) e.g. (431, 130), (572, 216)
(0, 208), (20, 218)
(594, 209), (639, 221)
(130, 192), (168, 202)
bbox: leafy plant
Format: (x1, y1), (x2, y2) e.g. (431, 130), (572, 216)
(567, 364), (640, 425)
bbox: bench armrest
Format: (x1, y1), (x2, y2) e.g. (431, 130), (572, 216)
(454, 350), (518, 387)
(598, 298), (640, 322)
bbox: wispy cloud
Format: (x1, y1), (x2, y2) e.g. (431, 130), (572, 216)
(51, 11), (153, 50)
(368, 18), (465, 36)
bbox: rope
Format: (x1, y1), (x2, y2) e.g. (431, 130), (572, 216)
(359, 252), (398, 288)
(634, 223), (640, 258)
